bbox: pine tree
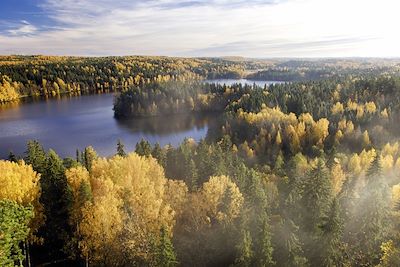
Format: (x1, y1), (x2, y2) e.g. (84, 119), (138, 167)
(254, 213), (274, 267)
(354, 155), (390, 265)
(155, 226), (178, 267)
(116, 139), (127, 157)
(300, 159), (333, 262)
(24, 140), (46, 174)
(152, 143), (166, 167)
(39, 149), (73, 261)
(301, 159), (332, 232)
(7, 151), (17, 162)
(317, 198), (343, 267)
(135, 138), (152, 157)
(234, 229), (253, 267)
(83, 146), (97, 171)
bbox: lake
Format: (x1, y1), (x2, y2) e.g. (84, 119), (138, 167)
(0, 79), (276, 159)
(0, 94), (219, 158)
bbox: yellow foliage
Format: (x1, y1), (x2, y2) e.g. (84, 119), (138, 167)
(80, 194), (124, 263)
(0, 160), (43, 239)
(362, 130), (371, 147)
(331, 163), (346, 196)
(313, 118), (330, 145)
(381, 108), (389, 119)
(201, 175), (244, 223)
(0, 160), (40, 204)
(66, 166), (90, 199)
(380, 154), (394, 171)
(364, 101), (377, 114)
(348, 154), (362, 175)
(346, 99), (358, 111)
(382, 142), (399, 157)
(391, 184), (400, 208)
(331, 102), (344, 115)
(356, 105), (364, 119)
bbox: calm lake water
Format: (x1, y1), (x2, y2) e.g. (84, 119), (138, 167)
(0, 79), (276, 158)
(0, 94), (218, 158)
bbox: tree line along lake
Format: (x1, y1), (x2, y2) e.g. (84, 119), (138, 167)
(0, 79), (280, 158)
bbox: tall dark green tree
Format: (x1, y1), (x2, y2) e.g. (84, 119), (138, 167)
(234, 229), (253, 267)
(155, 226), (178, 267)
(24, 140), (46, 174)
(135, 138), (152, 157)
(318, 198), (343, 267)
(116, 139), (127, 157)
(39, 149), (73, 262)
(300, 159), (333, 263)
(152, 143), (166, 167)
(353, 156), (390, 266)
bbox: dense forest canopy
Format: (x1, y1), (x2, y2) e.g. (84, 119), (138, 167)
(1, 55), (400, 103)
(2, 57), (400, 266)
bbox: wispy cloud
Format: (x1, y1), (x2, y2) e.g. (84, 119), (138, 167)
(0, 0), (398, 57)
(7, 20), (38, 36)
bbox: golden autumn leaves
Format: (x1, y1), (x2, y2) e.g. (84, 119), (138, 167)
(0, 153), (245, 265)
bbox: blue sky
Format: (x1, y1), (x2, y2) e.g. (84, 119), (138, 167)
(0, 0), (398, 57)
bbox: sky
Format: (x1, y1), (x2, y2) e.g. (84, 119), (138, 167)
(0, 0), (399, 57)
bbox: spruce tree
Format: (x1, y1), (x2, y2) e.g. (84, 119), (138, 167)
(135, 138), (152, 157)
(24, 140), (46, 174)
(39, 150), (73, 261)
(116, 139), (127, 157)
(354, 155), (390, 265)
(318, 198), (343, 267)
(155, 226), (178, 267)
(234, 229), (253, 267)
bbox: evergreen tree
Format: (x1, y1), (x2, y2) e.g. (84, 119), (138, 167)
(39, 150), (73, 261)
(234, 229), (253, 267)
(300, 159), (332, 262)
(116, 139), (127, 157)
(83, 146), (97, 171)
(354, 155), (390, 265)
(155, 226), (178, 267)
(24, 140), (46, 174)
(152, 143), (166, 167)
(135, 138), (152, 157)
(7, 151), (17, 162)
(254, 213), (274, 267)
(318, 198), (343, 267)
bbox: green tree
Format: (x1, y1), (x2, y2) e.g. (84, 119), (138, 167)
(354, 156), (390, 265)
(116, 139), (127, 157)
(0, 200), (33, 267)
(39, 150), (73, 261)
(155, 226), (178, 267)
(300, 159), (332, 263)
(82, 146), (98, 171)
(135, 138), (152, 157)
(234, 229), (253, 267)
(152, 143), (166, 167)
(24, 140), (46, 174)
(318, 198), (343, 267)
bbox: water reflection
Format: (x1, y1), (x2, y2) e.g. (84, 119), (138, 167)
(116, 113), (218, 136)
(0, 93), (215, 158)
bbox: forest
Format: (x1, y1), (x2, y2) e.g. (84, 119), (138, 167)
(1, 56), (399, 103)
(2, 58), (400, 267)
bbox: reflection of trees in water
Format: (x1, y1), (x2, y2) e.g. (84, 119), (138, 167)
(115, 112), (220, 136)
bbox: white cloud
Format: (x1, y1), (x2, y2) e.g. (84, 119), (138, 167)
(7, 21), (38, 36)
(0, 0), (399, 57)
